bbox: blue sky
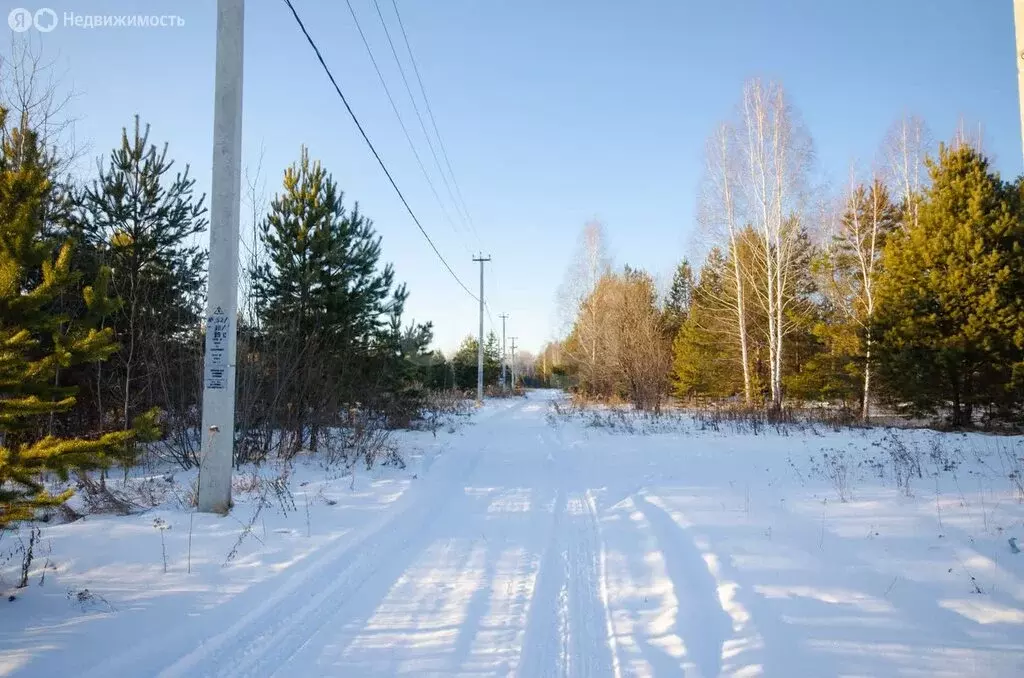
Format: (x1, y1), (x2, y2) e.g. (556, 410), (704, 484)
(4, 0), (1019, 355)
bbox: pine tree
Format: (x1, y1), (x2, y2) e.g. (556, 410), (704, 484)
(672, 248), (742, 400)
(77, 116), (207, 448)
(663, 258), (694, 339)
(360, 296), (435, 428)
(777, 225), (827, 405)
(785, 295), (861, 406)
(449, 332), (502, 390)
(0, 111), (140, 528)
(252, 147), (400, 450)
(484, 330), (501, 385)
(452, 335), (480, 390)
(874, 144), (1024, 426)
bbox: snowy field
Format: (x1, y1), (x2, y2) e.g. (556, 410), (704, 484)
(1, 389), (1023, 677)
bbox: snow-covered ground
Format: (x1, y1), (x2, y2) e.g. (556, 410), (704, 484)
(2, 390), (1023, 677)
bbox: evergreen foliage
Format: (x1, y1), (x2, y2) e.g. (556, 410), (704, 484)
(451, 332), (501, 390)
(874, 144), (1024, 426)
(672, 248), (742, 400)
(0, 110), (145, 528)
(6, 74), (1024, 532)
(248, 146), (417, 451)
(663, 258), (694, 339)
(75, 116), (207, 447)
(664, 140), (1024, 427)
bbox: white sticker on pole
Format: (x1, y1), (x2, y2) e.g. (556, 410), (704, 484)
(205, 306), (230, 390)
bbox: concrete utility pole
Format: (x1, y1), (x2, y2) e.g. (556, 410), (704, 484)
(473, 254), (491, 403)
(198, 0), (245, 514)
(1015, 0), (1024, 165)
(498, 313), (508, 391)
(510, 337), (517, 391)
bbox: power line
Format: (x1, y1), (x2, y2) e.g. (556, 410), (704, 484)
(370, 0), (475, 242)
(485, 301), (496, 332)
(389, 0), (480, 245)
(281, 0), (477, 301)
(343, 0), (472, 256)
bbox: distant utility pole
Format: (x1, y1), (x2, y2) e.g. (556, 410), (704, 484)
(198, 0), (244, 514)
(510, 337), (518, 391)
(499, 313), (509, 391)
(1016, 0), (1024, 165)
(473, 254), (491, 403)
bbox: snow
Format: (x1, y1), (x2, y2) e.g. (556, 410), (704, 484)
(2, 390), (1023, 677)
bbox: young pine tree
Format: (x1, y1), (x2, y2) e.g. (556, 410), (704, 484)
(663, 258), (694, 340)
(452, 336), (480, 390)
(370, 307), (436, 426)
(672, 248), (742, 400)
(252, 147), (399, 451)
(0, 112), (142, 528)
(78, 116), (207, 450)
(484, 330), (502, 386)
(874, 144), (1024, 426)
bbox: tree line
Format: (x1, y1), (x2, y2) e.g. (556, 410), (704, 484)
(551, 79), (1024, 428)
(0, 47), (481, 527)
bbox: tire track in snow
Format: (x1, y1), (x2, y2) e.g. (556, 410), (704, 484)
(78, 475), (454, 678)
(190, 450), (485, 678)
(516, 498), (620, 678)
(584, 490), (623, 678)
(559, 491), (620, 678)
(189, 399), (536, 677)
(516, 410), (571, 677)
(515, 402), (621, 678)
(261, 470), (491, 677)
(516, 488), (568, 678)
(78, 414), (496, 678)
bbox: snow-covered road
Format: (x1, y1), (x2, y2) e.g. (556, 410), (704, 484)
(4, 389), (1024, 677)
(154, 391), (620, 677)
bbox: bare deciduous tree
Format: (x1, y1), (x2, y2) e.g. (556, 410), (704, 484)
(615, 270), (671, 410)
(0, 35), (82, 174)
(563, 267), (670, 409)
(952, 116), (985, 154)
(699, 123), (753, 405)
(735, 78), (813, 410)
(557, 220), (611, 388)
(821, 169), (899, 420)
(883, 114), (931, 230)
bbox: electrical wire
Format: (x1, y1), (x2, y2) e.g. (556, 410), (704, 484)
(370, 0), (475, 242)
(485, 302), (496, 333)
(281, 0), (478, 301)
(343, 0), (472, 256)
(389, 0), (480, 246)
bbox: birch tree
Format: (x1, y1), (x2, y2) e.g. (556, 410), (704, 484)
(883, 114), (931, 230)
(557, 220), (611, 388)
(699, 123), (753, 405)
(0, 36), (81, 174)
(822, 174), (899, 420)
(736, 79), (813, 410)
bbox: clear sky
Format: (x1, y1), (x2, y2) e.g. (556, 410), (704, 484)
(3, 0), (1019, 355)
